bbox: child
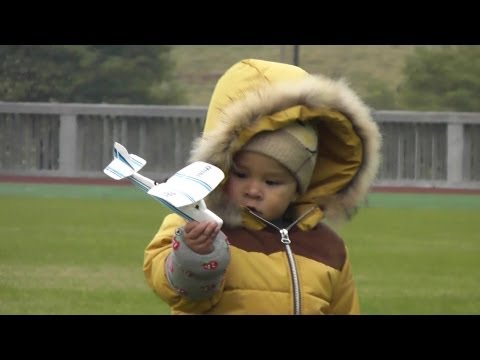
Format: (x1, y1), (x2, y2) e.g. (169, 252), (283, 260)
(143, 59), (381, 314)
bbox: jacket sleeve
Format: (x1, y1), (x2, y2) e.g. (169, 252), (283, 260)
(327, 247), (360, 315)
(143, 214), (230, 314)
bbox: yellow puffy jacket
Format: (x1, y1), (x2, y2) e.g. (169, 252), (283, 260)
(144, 59), (382, 314)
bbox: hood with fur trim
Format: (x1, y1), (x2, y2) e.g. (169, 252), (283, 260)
(189, 59), (382, 229)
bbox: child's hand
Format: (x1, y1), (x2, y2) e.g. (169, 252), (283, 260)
(183, 221), (220, 255)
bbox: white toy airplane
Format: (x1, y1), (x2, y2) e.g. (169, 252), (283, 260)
(103, 142), (225, 226)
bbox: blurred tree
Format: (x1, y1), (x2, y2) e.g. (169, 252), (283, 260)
(0, 45), (187, 104)
(397, 46), (480, 111)
(363, 79), (397, 110)
(352, 72), (397, 110)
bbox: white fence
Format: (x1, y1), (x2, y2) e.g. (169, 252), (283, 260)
(0, 102), (479, 189)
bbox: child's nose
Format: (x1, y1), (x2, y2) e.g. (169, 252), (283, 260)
(244, 181), (262, 199)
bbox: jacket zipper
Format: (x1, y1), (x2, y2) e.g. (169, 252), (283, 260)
(247, 207), (315, 315)
(280, 228), (301, 315)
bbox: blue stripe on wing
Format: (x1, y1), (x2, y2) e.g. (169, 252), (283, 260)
(177, 191), (195, 203)
(172, 173), (212, 191)
(127, 156), (144, 167)
(150, 195), (194, 221)
(106, 166), (127, 179)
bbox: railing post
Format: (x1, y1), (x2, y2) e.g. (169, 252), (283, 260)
(447, 122), (464, 184)
(58, 114), (78, 176)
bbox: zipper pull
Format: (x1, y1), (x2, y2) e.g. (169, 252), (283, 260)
(280, 229), (291, 244)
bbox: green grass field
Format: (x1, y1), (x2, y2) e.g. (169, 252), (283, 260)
(1, 182), (479, 314)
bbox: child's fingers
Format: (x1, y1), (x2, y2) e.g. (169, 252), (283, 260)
(187, 235), (214, 254)
(183, 221), (220, 254)
(186, 221), (218, 239)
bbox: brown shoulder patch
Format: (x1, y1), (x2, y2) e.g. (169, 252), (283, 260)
(223, 223), (346, 271)
(290, 223), (346, 270)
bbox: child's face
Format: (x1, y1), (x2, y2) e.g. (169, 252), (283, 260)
(224, 151), (299, 222)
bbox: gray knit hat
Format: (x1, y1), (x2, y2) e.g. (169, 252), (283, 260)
(242, 122), (318, 194)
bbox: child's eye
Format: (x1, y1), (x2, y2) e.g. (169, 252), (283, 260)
(232, 170), (247, 178)
(266, 180), (280, 186)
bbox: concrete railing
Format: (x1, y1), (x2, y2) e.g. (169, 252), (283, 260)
(0, 102), (479, 189)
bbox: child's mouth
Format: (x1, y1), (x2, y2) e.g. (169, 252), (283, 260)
(245, 206), (261, 215)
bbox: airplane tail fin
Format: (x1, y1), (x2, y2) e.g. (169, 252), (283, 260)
(103, 142), (147, 180)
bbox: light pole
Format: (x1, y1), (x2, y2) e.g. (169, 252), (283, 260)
(293, 45), (300, 66)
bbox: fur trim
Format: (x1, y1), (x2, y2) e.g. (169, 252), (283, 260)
(190, 73), (382, 225)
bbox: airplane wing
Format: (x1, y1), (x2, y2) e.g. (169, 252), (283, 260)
(148, 161), (225, 206)
(147, 182), (200, 208)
